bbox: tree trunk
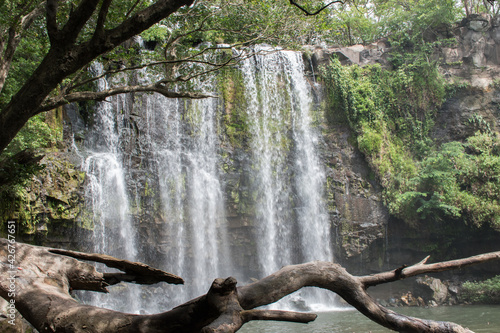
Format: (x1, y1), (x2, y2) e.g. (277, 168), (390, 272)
(2, 239), (498, 332)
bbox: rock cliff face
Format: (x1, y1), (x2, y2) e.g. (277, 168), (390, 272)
(305, 14), (500, 274)
(4, 15), (500, 279)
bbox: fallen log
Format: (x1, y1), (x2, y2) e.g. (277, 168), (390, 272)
(1, 238), (498, 333)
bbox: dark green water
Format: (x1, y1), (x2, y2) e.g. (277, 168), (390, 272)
(238, 306), (500, 332)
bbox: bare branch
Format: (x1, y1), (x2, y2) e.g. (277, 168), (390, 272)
(289, 0), (344, 16)
(49, 248), (184, 285)
(3, 240), (496, 332)
(38, 82), (216, 112)
(241, 310), (317, 324)
(162, 45), (279, 84)
(92, 0), (113, 40)
(359, 251), (500, 287)
(67, 40), (269, 94)
(237, 261), (475, 333)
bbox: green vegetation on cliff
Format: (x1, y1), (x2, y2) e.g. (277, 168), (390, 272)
(323, 42), (500, 230)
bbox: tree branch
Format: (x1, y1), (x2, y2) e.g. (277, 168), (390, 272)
(59, 0), (101, 46)
(359, 251), (500, 287)
(241, 310), (317, 324)
(92, 0), (113, 41)
(2, 239), (496, 332)
(237, 261), (475, 333)
(38, 82), (216, 113)
(101, 0), (195, 51)
(125, 0), (143, 18)
(0, 0), (196, 154)
(49, 248), (184, 285)
(289, 0), (344, 16)
(46, 0), (60, 45)
(65, 42), (270, 98)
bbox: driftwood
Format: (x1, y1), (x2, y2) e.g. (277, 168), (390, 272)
(1, 238), (499, 333)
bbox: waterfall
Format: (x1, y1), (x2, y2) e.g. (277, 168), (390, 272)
(81, 64), (231, 312)
(146, 78), (231, 304)
(81, 63), (139, 312)
(241, 48), (334, 310)
(286, 52), (332, 264)
(242, 50), (294, 275)
(79, 48), (334, 313)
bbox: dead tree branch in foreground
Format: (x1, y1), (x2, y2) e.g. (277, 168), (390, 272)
(1, 238), (499, 333)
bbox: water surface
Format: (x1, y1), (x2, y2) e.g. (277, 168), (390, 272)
(239, 305), (500, 332)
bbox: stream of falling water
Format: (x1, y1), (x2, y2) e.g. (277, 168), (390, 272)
(241, 48), (335, 310)
(81, 64), (231, 312)
(80, 48), (334, 313)
(143, 76), (232, 305)
(81, 63), (140, 312)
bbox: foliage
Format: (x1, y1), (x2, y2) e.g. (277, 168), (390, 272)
(373, 0), (459, 43)
(322, 55), (444, 187)
(390, 132), (500, 228)
(458, 0), (500, 16)
(323, 55), (500, 229)
(218, 67), (249, 148)
(311, 0), (380, 46)
(3, 114), (57, 156)
(460, 275), (500, 304)
(0, 19), (48, 108)
(305, 0), (459, 46)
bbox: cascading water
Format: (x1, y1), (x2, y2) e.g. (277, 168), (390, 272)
(79, 47), (335, 313)
(241, 48), (335, 310)
(143, 77), (231, 305)
(81, 64), (231, 312)
(242, 51), (294, 275)
(81, 63), (140, 312)
(286, 52), (332, 264)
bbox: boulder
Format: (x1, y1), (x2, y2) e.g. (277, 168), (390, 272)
(415, 276), (449, 305)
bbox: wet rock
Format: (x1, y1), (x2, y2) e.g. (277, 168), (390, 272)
(399, 292), (425, 307)
(415, 276), (449, 305)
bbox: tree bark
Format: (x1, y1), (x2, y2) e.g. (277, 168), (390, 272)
(2, 239), (498, 333)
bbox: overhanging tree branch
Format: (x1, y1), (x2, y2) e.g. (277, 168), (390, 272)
(45, 0), (59, 45)
(92, 0), (113, 41)
(360, 252), (500, 287)
(59, 0), (101, 46)
(61, 41), (273, 104)
(38, 82), (217, 112)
